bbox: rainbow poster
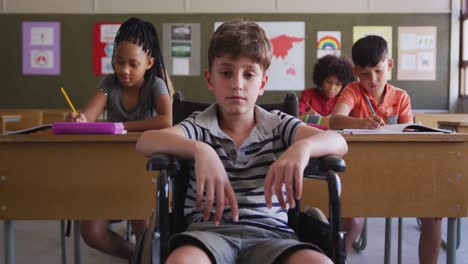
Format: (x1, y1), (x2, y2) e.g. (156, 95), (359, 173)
(317, 31), (341, 59)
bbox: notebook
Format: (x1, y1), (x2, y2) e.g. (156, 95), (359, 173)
(343, 123), (452, 134)
(52, 122), (126, 134)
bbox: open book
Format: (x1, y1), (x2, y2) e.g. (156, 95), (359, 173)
(3, 124), (53, 135)
(343, 123), (452, 134)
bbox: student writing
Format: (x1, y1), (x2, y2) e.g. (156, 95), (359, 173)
(299, 55), (355, 126)
(330, 35), (441, 264)
(66, 17), (173, 260)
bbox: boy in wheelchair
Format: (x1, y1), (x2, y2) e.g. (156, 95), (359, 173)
(136, 20), (348, 264)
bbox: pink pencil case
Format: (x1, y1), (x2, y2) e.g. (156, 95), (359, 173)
(52, 122), (126, 134)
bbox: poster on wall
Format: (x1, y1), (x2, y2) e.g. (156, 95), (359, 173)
(162, 23), (201, 76)
(22, 22), (61, 75)
(215, 22), (305, 91)
(93, 23), (121, 76)
(317, 31), (341, 59)
(397, 27), (437, 80)
(353, 26), (393, 79)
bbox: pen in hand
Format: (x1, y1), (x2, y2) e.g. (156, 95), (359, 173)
(365, 95), (376, 115)
(365, 95), (384, 127)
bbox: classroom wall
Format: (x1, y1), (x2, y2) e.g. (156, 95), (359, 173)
(0, 0), (457, 111)
(0, 0), (451, 14)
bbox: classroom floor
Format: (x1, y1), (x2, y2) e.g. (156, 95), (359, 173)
(0, 218), (467, 264)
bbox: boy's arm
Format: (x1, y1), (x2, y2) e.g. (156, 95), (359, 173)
(330, 103), (383, 129)
(123, 94), (172, 131)
(264, 124), (347, 209)
(136, 127), (239, 224)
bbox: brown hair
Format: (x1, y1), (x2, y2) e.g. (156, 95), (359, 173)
(208, 20), (272, 72)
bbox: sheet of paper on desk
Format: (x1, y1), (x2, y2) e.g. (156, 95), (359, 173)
(52, 122), (126, 134)
(343, 123), (451, 134)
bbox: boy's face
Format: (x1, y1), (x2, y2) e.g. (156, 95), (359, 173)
(353, 57), (393, 94)
(205, 55), (268, 117)
(321, 75), (343, 99)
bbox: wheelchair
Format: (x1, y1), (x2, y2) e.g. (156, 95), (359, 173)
(134, 91), (347, 264)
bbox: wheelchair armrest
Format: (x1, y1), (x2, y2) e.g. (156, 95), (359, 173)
(146, 153), (182, 171)
(304, 155), (346, 177)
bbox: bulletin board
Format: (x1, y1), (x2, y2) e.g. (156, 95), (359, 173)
(0, 13), (450, 110)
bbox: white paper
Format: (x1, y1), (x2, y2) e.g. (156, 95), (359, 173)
(417, 52), (434, 71)
(399, 34), (417, 51)
(30, 50), (54, 68)
(31, 27), (54, 46)
(416, 35), (436, 49)
(172, 57), (190, 75)
(400, 54), (417, 70)
(317, 49), (341, 59)
(100, 24), (120, 43)
(101, 57), (114, 74)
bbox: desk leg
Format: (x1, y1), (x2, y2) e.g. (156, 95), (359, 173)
(3, 220), (15, 264)
(398, 218), (403, 264)
(384, 218), (392, 264)
(447, 218), (456, 264)
(73, 220), (81, 264)
(60, 220), (67, 264)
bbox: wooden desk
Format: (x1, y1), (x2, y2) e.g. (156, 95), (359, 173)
(0, 133), (156, 264)
(438, 121), (468, 133)
(302, 133), (468, 218)
(2, 133), (467, 263)
(302, 133), (468, 264)
(0, 133), (155, 220)
(414, 113), (468, 128)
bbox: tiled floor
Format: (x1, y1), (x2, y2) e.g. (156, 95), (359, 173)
(1, 218), (467, 263)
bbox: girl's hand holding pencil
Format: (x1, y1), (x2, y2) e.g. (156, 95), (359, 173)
(65, 112), (87, 123)
(61, 87), (87, 123)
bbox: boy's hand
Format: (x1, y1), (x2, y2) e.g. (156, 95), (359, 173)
(361, 115), (384, 129)
(264, 144), (308, 209)
(65, 112), (87, 123)
(194, 143), (239, 225)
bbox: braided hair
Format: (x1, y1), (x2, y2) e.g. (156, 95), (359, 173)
(113, 17), (168, 87)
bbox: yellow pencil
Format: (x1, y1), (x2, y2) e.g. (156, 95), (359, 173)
(60, 87), (78, 115)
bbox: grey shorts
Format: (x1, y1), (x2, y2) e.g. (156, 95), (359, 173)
(168, 222), (323, 264)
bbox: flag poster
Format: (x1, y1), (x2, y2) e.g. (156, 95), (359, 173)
(93, 23), (121, 76)
(22, 21), (61, 75)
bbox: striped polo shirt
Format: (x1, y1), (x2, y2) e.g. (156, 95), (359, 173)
(177, 104), (302, 234)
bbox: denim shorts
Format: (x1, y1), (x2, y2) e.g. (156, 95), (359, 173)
(168, 222), (323, 264)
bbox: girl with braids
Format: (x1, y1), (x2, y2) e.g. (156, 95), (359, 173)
(66, 17), (172, 260)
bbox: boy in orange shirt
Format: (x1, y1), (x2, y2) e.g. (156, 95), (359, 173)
(330, 35), (441, 264)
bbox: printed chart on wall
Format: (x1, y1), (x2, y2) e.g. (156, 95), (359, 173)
(22, 22), (61, 75)
(215, 22), (305, 91)
(93, 23), (121, 76)
(163, 23), (201, 76)
(317, 31), (341, 59)
(353, 26), (393, 79)
(397, 27), (436, 80)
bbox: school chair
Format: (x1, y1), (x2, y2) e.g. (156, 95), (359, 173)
(133, 91), (347, 264)
(41, 109), (69, 124)
(0, 109), (42, 133)
(1, 114), (21, 133)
